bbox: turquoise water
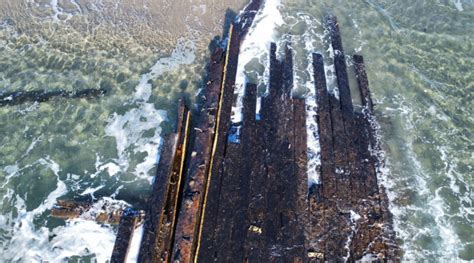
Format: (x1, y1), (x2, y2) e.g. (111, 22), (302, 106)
(0, 0), (473, 261)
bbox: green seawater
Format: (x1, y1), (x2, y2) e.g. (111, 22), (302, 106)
(0, 0), (472, 261)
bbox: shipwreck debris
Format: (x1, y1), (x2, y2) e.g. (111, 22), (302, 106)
(0, 88), (107, 107)
(52, 1), (400, 261)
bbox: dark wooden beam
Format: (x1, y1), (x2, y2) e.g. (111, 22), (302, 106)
(227, 83), (258, 261)
(0, 88), (107, 107)
(111, 208), (141, 263)
(173, 22), (242, 262)
(354, 54), (379, 194)
(312, 53), (335, 200)
(293, 97), (309, 261)
(326, 15), (353, 113)
(353, 55), (373, 112)
(237, 0), (263, 39)
(138, 102), (191, 262)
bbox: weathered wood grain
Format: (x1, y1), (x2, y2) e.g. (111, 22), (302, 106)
(111, 208), (141, 263)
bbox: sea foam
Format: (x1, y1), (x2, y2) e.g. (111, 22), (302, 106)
(233, 0), (284, 124)
(105, 37), (196, 183)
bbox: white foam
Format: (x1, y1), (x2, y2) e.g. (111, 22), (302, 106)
(50, 0), (73, 21)
(70, 0), (83, 15)
(192, 4), (207, 14)
(126, 223), (145, 263)
(453, 0), (464, 11)
(363, 0), (400, 31)
(105, 37), (195, 182)
(374, 96), (467, 260)
(343, 210), (361, 262)
(350, 210), (361, 222)
(3, 164), (19, 179)
(103, 162), (121, 177)
(79, 197), (129, 221)
(21, 136), (42, 158)
(48, 219), (116, 262)
(302, 38), (322, 186)
(91, 155), (112, 178)
(351, 18), (366, 53)
(357, 253), (378, 262)
(0, 159), (127, 262)
(80, 185), (105, 196)
(233, 0), (284, 124)
(0, 158), (66, 261)
(280, 12), (324, 186)
(105, 104), (167, 181)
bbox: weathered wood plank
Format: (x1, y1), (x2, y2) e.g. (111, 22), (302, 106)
(292, 98), (309, 262)
(354, 54), (379, 195)
(278, 44), (305, 262)
(243, 119), (267, 262)
(327, 16), (371, 202)
(312, 53), (335, 201)
(174, 22), (242, 263)
(200, 86), (253, 262)
(138, 102), (191, 262)
(226, 83), (257, 262)
(329, 92), (352, 202)
(51, 200), (123, 224)
(138, 133), (178, 261)
(209, 142), (242, 262)
(237, 0), (263, 39)
(111, 208), (140, 263)
(262, 42), (283, 260)
(353, 55), (373, 112)
(308, 53), (332, 258)
(242, 42), (283, 262)
(177, 46), (226, 263)
(170, 46), (226, 262)
(326, 15), (353, 113)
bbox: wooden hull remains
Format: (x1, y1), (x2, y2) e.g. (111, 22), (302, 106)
(107, 2), (400, 262)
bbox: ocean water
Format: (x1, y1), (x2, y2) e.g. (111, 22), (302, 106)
(0, 0), (473, 262)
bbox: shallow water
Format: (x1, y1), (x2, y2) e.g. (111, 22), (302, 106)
(0, 0), (473, 261)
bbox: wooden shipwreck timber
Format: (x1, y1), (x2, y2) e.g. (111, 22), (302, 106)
(53, 1), (400, 261)
(0, 88), (107, 107)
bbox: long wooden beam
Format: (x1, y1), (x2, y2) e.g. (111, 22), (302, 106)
(326, 15), (353, 113)
(0, 88), (107, 107)
(138, 101), (191, 262)
(110, 208), (141, 262)
(172, 22), (241, 262)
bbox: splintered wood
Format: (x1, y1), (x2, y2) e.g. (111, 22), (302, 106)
(107, 4), (400, 262)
